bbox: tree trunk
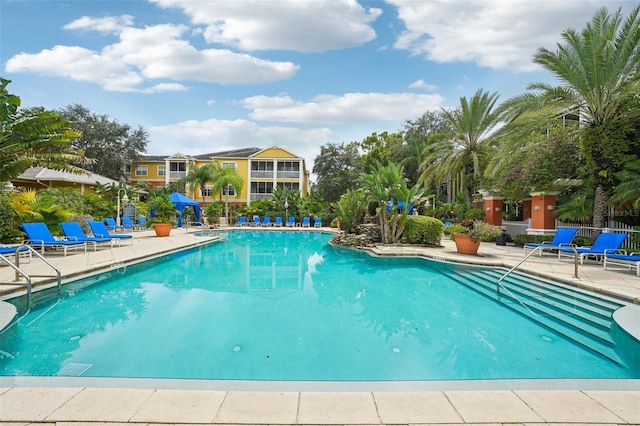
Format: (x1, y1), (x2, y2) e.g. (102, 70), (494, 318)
(591, 184), (607, 239)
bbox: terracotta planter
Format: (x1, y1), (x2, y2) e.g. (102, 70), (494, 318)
(153, 223), (173, 237)
(453, 233), (481, 255)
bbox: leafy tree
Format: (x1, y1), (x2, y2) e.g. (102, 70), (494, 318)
(357, 131), (403, 172)
(331, 189), (367, 234)
(272, 186), (301, 218)
(210, 162), (244, 223)
(487, 126), (582, 200)
(1, 78), (87, 183)
(503, 5), (640, 231)
(398, 110), (452, 187)
(59, 104), (149, 180)
(419, 90), (503, 204)
(183, 164), (215, 204)
(312, 142), (362, 204)
(9, 188), (74, 233)
(360, 161), (426, 243)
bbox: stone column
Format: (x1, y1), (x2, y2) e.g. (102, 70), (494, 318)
(483, 196), (504, 226)
(529, 192), (557, 235)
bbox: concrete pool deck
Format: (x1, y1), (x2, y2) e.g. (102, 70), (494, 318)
(1, 226), (639, 425)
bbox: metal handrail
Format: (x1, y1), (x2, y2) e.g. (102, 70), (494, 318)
(0, 244), (62, 311)
(496, 245), (579, 316)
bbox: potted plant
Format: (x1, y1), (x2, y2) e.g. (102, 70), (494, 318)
(145, 193), (178, 237)
(452, 220), (502, 255)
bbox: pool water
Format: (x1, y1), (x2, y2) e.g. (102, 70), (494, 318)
(0, 231), (637, 380)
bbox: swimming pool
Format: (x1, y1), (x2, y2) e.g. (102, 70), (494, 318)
(0, 231), (638, 381)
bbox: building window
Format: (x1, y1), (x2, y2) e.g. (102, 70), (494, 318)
(277, 161), (300, 172)
(251, 161), (274, 171)
(169, 162), (187, 172)
(126, 165), (131, 174)
(222, 162), (237, 170)
(277, 182), (300, 191)
(158, 165), (166, 176)
(251, 181), (273, 194)
(135, 165), (148, 176)
(222, 185), (236, 196)
(201, 187), (212, 197)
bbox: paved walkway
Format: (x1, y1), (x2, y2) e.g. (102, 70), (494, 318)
(0, 226), (639, 425)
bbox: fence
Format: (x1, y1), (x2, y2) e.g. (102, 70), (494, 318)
(502, 219), (639, 251)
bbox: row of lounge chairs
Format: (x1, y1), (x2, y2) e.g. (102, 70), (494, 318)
(17, 220), (133, 256)
(523, 228), (639, 276)
(236, 216), (321, 227)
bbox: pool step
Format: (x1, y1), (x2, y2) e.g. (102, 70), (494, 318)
(443, 267), (625, 365)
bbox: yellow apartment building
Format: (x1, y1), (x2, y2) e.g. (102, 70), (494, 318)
(128, 146), (309, 206)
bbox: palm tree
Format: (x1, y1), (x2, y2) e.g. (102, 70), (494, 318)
(210, 162), (244, 223)
(0, 78), (89, 183)
(360, 161), (426, 244)
(183, 163), (215, 204)
(503, 5), (640, 231)
(418, 89), (502, 204)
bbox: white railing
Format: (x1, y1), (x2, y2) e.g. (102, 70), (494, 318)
(251, 171), (273, 179)
(169, 171), (186, 179)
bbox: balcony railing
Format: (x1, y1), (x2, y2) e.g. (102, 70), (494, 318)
(250, 193), (273, 201)
(169, 171), (187, 179)
(251, 171), (274, 179)
(276, 171), (300, 179)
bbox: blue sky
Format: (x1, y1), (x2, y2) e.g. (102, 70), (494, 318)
(1, 0), (634, 171)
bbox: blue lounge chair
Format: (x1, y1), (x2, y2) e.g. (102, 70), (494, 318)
(604, 252), (640, 276)
(0, 245), (31, 262)
(21, 222), (87, 256)
(88, 221), (133, 244)
(138, 216), (147, 227)
(250, 216), (261, 226)
(273, 217), (283, 227)
(314, 217), (322, 227)
(61, 221), (116, 250)
(558, 232), (627, 264)
(524, 228), (578, 257)
(286, 216), (296, 227)
(236, 216), (247, 226)
(122, 216), (144, 231)
(105, 217), (128, 232)
(301, 217), (310, 227)
(261, 216), (272, 226)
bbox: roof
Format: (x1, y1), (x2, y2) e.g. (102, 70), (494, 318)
(15, 167), (118, 186)
(140, 147), (262, 162)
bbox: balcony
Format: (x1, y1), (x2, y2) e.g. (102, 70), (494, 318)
(277, 171), (300, 179)
(250, 193), (273, 201)
(251, 171), (274, 179)
(169, 171), (187, 179)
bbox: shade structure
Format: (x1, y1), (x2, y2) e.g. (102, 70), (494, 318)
(169, 192), (201, 223)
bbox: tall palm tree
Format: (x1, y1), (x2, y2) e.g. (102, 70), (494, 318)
(418, 89), (502, 204)
(210, 162), (244, 223)
(183, 163), (215, 204)
(0, 78), (88, 183)
(503, 5), (640, 231)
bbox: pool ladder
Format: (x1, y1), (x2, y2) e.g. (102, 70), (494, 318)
(0, 245), (62, 325)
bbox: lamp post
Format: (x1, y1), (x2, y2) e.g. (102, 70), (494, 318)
(284, 198), (289, 220)
(116, 189), (129, 226)
(425, 194), (436, 216)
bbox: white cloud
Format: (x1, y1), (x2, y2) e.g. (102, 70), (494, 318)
(387, 0), (619, 71)
(141, 83), (189, 93)
(242, 92), (446, 124)
(6, 22), (299, 91)
(409, 79), (437, 91)
(151, 0), (382, 52)
(63, 15), (134, 34)
(5, 45), (143, 92)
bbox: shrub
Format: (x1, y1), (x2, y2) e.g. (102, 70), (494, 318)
(443, 223), (468, 238)
(402, 216), (444, 245)
(464, 207), (486, 221)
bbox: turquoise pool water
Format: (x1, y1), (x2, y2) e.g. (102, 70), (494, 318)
(0, 231), (637, 380)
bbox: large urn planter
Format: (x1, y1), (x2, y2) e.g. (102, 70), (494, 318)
(453, 233), (481, 255)
(153, 223), (173, 237)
